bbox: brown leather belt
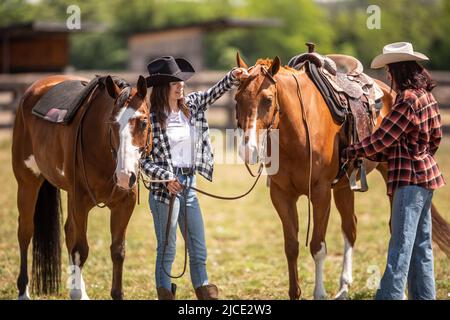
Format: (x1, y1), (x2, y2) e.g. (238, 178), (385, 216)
(173, 166), (194, 175)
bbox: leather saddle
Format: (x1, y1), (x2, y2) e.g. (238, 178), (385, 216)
(32, 76), (102, 124)
(288, 43), (385, 192)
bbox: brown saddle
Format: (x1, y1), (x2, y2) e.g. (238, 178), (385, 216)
(288, 43), (384, 191)
(327, 54), (364, 76)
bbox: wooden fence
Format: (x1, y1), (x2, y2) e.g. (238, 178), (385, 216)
(1, 70), (449, 131)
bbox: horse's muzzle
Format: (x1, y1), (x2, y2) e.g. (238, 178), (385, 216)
(239, 143), (259, 165)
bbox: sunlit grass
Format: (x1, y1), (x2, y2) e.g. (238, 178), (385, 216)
(0, 136), (448, 300)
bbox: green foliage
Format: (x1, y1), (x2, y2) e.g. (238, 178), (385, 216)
(1, 0), (450, 70)
(333, 0), (450, 69)
(205, 0), (334, 69)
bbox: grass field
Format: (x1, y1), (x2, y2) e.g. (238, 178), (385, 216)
(0, 132), (448, 300)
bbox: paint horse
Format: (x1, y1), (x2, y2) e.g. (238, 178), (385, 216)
(234, 55), (450, 299)
(12, 75), (151, 299)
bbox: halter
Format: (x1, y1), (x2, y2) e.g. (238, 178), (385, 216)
(236, 65), (281, 177)
(238, 64), (313, 247)
(76, 80), (152, 209)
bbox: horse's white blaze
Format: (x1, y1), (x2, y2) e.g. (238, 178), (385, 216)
(69, 251), (90, 300)
(115, 107), (142, 186)
(18, 285), (30, 300)
(313, 241), (327, 300)
(335, 234), (353, 300)
(24, 155), (40, 176)
(239, 116), (258, 164)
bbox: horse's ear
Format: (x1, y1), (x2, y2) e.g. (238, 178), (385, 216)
(137, 75), (147, 99)
(236, 52), (248, 69)
(269, 56), (281, 76)
(105, 75), (120, 99)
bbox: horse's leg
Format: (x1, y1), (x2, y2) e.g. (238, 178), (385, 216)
(332, 185), (356, 300)
(310, 183), (332, 300)
(270, 182), (301, 300)
(65, 192), (92, 300)
(108, 193), (135, 300)
(16, 178), (44, 300)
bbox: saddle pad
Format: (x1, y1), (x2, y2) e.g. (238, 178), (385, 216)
(302, 61), (348, 123)
(32, 77), (100, 124)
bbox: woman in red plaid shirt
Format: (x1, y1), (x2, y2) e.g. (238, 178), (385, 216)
(342, 42), (445, 300)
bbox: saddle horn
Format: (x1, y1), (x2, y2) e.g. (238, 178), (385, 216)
(306, 42), (316, 53)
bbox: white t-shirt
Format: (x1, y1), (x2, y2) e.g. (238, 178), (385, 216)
(166, 110), (195, 167)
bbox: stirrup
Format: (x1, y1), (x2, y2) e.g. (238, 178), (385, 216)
(349, 162), (368, 192)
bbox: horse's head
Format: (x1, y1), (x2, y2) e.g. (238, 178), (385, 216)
(235, 53), (282, 164)
(105, 75), (151, 190)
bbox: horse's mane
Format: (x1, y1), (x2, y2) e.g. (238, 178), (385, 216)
(255, 58), (298, 73)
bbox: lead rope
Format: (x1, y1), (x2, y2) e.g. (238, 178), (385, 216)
(293, 74), (313, 247)
(161, 185), (189, 279)
(139, 163), (264, 279)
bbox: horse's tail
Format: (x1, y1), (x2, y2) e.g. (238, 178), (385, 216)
(31, 179), (62, 295)
(431, 204), (450, 258)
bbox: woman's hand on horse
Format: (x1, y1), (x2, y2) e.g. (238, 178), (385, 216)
(341, 147), (355, 163)
(167, 179), (183, 194)
(232, 68), (250, 81)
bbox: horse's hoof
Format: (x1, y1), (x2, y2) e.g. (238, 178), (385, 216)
(313, 290), (328, 300)
(70, 289), (90, 300)
(334, 288), (349, 300)
(111, 291), (124, 300)
(288, 286), (301, 300)
(18, 287), (31, 300)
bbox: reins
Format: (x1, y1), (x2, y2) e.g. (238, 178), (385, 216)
(74, 78), (151, 209)
(259, 66), (313, 247)
(73, 80), (118, 209)
(291, 73), (313, 247)
(139, 162), (264, 279)
(137, 64), (313, 280)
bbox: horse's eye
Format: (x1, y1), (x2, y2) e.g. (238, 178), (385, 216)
(138, 119), (147, 130)
(262, 96), (273, 106)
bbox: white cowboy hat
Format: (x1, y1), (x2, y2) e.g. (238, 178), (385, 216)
(370, 42), (429, 69)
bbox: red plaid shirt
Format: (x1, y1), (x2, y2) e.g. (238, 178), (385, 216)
(346, 88), (446, 196)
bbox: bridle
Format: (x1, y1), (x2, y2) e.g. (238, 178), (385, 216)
(75, 80), (152, 209)
(237, 64), (313, 247)
(236, 65), (281, 177)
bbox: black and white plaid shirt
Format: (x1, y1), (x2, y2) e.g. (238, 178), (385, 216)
(140, 69), (240, 204)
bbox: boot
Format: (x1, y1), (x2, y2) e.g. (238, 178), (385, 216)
(195, 284), (219, 300)
(157, 283), (177, 300)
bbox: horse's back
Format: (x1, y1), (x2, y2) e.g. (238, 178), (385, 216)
(20, 75), (88, 114)
(12, 75), (88, 187)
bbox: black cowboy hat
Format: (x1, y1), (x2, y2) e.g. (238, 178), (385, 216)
(145, 56), (195, 87)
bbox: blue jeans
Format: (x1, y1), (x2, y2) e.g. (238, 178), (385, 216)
(149, 174), (209, 290)
(375, 185), (436, 300)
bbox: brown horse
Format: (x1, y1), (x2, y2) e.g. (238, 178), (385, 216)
(12, 74), (151, 299)
(234, 54), (450, 299)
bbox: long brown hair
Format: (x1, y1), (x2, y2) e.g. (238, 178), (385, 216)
(387, 61), (436, 93)
(150, 84), (191, 128)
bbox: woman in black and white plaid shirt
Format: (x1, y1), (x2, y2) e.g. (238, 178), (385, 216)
(140, 56), (248, 300)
